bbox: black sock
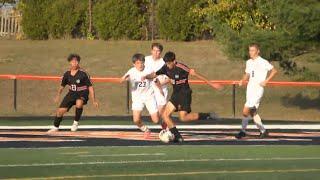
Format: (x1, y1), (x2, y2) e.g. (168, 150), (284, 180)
(75, 108), (83, 122)
(169, 127), (182, 139)
(198, 113), (210, 120)
(54, 116), (63, 128)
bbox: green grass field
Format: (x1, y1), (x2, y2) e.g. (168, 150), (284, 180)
(0, 146), (320, 179)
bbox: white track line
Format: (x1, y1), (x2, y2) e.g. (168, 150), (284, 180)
(4, 168), (320, 180)
(1, 124), (320, 130)
(78, 153), (166, 157)
(1, 157), (320, 167)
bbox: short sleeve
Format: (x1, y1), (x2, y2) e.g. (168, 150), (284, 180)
(264, 60), (273, 71)
(245, 61), (250, 74)
(84, 72), (92, 86)
(61, 72), (68, 87)
(156, 65), (167, 75)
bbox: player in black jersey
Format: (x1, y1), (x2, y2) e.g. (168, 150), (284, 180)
(145, 51), (222, 142)
(48, 54), (99, 133)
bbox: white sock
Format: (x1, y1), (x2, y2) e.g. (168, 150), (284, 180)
(241, 117), (250, 132)
(73, 121), (79, 125)
(139, 125), (149, 132)
(253, 114), (265, 133)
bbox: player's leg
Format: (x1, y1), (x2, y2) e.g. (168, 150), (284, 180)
(235, 106), (251, 139)
(48, 93), (74, 133)
(133, 110), (151, 139)
(250, 106), (268, 138)
(154, 89), (168, 129)
(162, 102), (183, 142)
(71, 99), (84, 132)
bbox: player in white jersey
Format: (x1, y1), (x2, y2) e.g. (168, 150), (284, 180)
(144, 43), (169, 129)
(120, 53), (162, 139)
(236, 43), (277, 139)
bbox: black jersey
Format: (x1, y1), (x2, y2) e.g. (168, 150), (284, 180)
(156, 62), (190, 92)
(61, 69), (92, 93)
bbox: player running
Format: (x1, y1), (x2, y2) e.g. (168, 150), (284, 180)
(48, 54), (99, 133)
(144, 51), (221, 142)
(144, 43), (169, 129)
(235, 43), (277, 139)
(120, 53), (162, 139)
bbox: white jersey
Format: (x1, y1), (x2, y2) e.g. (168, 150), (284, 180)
(145, 55), (169, 106)
(245, 56), (273, 108)
(245, 56), (273, 86)
(124, 67), (154, 102)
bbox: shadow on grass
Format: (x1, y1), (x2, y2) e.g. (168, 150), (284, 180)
(281, 91), (320, 110)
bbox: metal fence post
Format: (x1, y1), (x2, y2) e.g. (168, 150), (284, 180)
(13, 78), (17, 111)
(232, 84), (236, 118)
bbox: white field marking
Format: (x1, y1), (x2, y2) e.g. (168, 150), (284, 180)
(4, 168), (320, 180)
(78, 153), (166, 157)
(1, 157), (320, 168)
(0, 124), (320, 130)
(60, 152), (89, 155)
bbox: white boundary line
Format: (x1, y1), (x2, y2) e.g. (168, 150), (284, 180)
(1, 124), (320, 130)
(5, 168), (320, 180)
(1, 157), (320, 167)
(78, 153), (166, 157)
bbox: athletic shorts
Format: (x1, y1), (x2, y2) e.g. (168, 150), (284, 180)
(245, 84), (264, 109)
(169, 89), (192, 113)
(153, 87), (168, 107)
(132, 96), (158, 115)
(59, 91), (89, 111)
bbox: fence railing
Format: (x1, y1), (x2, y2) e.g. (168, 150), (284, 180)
(0, 9), (21, 37)
(1, 74), (320, 118)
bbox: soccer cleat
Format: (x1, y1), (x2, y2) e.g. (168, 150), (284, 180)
(173, 135), (184, 143)
(235, 131), (246, 139)
(71, 121), (79, 132)
(259, 130), (269, 138)
(209, 112), (219, 120)
(143, 131), (152, 139)
(47, 127), (59, 133)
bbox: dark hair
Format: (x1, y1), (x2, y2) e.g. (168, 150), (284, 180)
(67, 54), (81, 62)
(151, 42), (163, 52)
(132, 53), (145, 63)
(249, 43), (260, 50)
(163, 51), (176, 62)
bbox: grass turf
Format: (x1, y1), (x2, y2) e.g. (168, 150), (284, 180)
(0, 145), (319, 179)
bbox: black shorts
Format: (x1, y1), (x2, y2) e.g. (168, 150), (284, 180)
(169, 89), (192, 113)
(59, 91), (89, 111)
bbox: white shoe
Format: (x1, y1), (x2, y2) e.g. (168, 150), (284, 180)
(209, 112), (220, 120)
(47, 127), (59, 133)
(71, 121), (79, 132)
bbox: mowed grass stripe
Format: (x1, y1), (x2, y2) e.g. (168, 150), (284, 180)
(1, 157), (320, 167)
(4, 168), (320, 180)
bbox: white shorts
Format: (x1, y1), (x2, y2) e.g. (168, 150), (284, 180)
(245, 84), (264, 109)
(132, 96), (158, 115)
(154, 87), (168, 107)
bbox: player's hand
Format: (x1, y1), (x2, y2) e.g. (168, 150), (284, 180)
(210, 82), (223, 90)
(141, 76), (146, 81)
(92, 100), (99, 108)
(238, 80), (244, 87)
(53, 95), (60, 103)
(260, 80), (268, 87)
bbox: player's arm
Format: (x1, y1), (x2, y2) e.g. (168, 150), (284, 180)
(189, 69), (222, 90)
(239, 73), (250, 86)
(154, 79), (164, 96)
(143, 72), (157, 80)
(88, 86), (99, 108)
(54, 86), (64, 103)
(260, 67), (277, 87)
(120, 74), (130, 83)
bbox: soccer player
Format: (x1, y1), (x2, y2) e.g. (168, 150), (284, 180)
(48, 54), (99, 133)
(144, 51), (221, 142)
(144, 43), (168, 128)
(235, 43), (277, 139)
(120, 53), (162, 139)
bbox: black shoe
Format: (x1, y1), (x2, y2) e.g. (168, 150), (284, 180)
(173, 136), (184, 143)
(259, 130), (269, 138)
(235, 131), (246, 139)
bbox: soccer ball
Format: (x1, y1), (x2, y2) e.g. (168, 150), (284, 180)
(159, 129), (175, 143)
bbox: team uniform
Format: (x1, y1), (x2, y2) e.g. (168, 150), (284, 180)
(60, 69), (92, 111)
(144, 55), (169, 106)
(125, 67), (158, 114)
(156, 62), (192, 113)
(245, 56), (273, 109)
